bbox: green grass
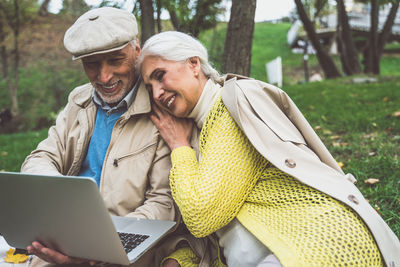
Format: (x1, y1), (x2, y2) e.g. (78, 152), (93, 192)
(0, 129), (48, 172)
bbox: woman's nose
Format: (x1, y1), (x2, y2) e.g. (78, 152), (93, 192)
(152, 84), (164, 100)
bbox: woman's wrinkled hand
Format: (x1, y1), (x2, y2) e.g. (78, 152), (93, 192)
(150, 103), (194, 150)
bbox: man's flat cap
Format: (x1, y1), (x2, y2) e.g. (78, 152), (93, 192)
(64, 7), (138, 60)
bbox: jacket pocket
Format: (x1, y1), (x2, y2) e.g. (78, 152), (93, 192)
(112, 142), (157, 167)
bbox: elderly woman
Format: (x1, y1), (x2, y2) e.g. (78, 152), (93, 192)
(139, 31), (400, 267)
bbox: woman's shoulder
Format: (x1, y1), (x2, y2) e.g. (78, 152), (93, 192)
(221, 74), (287, 110)
(222, 74), (283, 95)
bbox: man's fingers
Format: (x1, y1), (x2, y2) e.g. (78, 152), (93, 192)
(29, 241), (86, 265)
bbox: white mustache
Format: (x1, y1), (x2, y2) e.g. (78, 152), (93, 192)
(96, 81), (119, 89)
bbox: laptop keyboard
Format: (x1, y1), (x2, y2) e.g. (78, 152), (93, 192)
(118, 232), (150, 254)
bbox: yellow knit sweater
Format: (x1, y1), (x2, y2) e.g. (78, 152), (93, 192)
(170, 97), (382, 266)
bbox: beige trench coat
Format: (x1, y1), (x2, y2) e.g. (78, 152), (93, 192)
(221, 75), (400, 266)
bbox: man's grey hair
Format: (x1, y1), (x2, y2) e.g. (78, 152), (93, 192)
(138, 31), (220, 83)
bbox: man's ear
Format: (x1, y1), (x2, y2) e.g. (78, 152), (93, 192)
(135, 38), (141, 57)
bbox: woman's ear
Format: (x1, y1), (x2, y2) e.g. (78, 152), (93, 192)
(188, 57), (200, 68)
(188, 57), (201, 77)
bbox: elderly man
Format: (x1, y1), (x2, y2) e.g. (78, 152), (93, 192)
(21, 7), (176, 266)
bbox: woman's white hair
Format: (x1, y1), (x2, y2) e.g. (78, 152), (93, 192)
(138, 31), (221, 83)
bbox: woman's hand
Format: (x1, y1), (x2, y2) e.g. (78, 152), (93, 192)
(150, 103), (194, 150)
(27, 241), (97, 265)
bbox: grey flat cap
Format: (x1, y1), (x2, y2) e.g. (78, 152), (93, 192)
(64, 7), (138, 60)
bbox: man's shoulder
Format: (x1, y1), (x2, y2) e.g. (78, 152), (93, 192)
(68, 83), (94, 107)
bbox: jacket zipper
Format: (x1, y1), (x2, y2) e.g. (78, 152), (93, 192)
(113, 142), (157, 167)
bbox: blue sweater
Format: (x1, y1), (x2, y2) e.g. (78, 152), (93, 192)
(78, 107), (125, 186)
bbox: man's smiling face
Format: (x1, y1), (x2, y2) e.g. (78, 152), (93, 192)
(82, 42), (140, 106)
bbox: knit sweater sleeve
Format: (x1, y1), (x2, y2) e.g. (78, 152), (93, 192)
(169, 99), (268, 237)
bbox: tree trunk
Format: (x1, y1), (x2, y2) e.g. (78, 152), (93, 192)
(294, 0), (340, 78)
(336, 6), (350, 75)
(39, 0), (51, 16)
(166, 6), (182, 32)
(138, 0), (155, 45)
(365, 0), (379, 74)
(0, 12), (13, 113)
(222, 0), (256, 76)
(336, 0), (361, 75)
(156, 0), (162, 33)
(12, 0), (19, 116)
(377, 0), (399, 57)
(336, 16), (352, 75)
(0, 0), (21, 116)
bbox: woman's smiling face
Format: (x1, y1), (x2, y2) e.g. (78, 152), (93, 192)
(141, 56), (204, 118)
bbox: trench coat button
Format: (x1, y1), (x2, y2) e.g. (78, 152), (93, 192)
(285, 159), (296, 168)
(348, 195), (359, 205)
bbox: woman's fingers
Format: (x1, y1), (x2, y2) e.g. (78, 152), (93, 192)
(151, 102), (164, 119)
(149, 104), (194, 150)
(150, 113), (161, 128)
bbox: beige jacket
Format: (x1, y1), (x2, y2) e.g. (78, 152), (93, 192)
(221, 75), (400, 266)
(22, 82), (175, 220)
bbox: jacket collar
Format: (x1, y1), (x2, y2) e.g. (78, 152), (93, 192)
(121, 81), (151, 119)
(71, 81), (151, 118)
(219, 73), (251, 86)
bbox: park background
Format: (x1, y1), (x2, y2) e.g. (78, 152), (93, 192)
(0, 0), (399, 239)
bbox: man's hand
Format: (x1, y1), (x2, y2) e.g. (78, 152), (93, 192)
(27, 241), (97, 265)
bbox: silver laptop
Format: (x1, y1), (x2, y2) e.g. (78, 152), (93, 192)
(0, 171), (176, 265)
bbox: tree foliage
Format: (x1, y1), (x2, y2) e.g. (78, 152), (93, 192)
(162, 0), (225, 37)
(98, 0), (125, 8)
(0, 0), (37, 116)
(59, 0), (90, 16)
(301, 0), (333, 22)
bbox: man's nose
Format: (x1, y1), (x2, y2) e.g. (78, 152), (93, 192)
(97, 63), (113, 84)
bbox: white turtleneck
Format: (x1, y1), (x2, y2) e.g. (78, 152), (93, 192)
(188, 79), (221, 129)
